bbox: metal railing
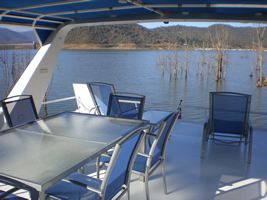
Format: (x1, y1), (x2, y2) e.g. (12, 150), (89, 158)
(42, 96), (76, 105)
(1, 95), (266, 130)
(41, 96), (267, 128)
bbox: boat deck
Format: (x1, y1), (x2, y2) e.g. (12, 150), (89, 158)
(125, 120), (267, 200)
(1, 120), (267, 200)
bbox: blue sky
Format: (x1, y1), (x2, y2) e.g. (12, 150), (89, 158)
(138, 22), (254, 29)
(1, 22), (254, 32)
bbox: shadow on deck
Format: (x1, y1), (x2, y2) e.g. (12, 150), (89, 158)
(125, 120), (267, 200)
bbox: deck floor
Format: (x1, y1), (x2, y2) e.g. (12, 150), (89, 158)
(123, 120), (267, 200)
(1, 120), (267, 200)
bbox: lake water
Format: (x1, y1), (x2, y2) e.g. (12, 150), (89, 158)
(1, 49), (266, 127)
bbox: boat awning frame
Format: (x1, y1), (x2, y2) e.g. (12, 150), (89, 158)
(1, 0), (267, 122)
(1, 0), (267, 46)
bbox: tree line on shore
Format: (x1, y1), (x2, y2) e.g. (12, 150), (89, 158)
(65, 24), (267, 50)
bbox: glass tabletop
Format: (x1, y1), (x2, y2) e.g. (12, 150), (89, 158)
(0, 112), (149, 192)
(20, 112), (148, 144)
(142, 110), (174, 125)
(0, 128), (103, 191)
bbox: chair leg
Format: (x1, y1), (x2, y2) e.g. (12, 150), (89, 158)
(78, 166), (85, 174)
(245, 131), (248, 145)
(96, 156), (100, 179)
(126, 189), (130, 200)
(201, 123), (208, 159)
(145, 170), (150, 200)
(29, 189), (39, 200)
(247, 127), (253, 164)
(162, 161), (167, 195)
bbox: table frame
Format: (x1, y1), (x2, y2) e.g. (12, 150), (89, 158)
(0, 111), (149, 199)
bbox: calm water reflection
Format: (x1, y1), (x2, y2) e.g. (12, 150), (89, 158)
(1, 49), (266, 127)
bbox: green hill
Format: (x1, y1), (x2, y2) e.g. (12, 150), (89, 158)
(0, 24), (265, 49)
(64, 24), (264, 49)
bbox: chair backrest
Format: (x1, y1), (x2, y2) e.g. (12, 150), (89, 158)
(73, 83), (97, 114)
(209, 92), (251, 135)
(101, 129), (146, 199)
(150, 111), (179, 167)
(107, 93), (145, 120)
(1, 95), (38, 128)
(87, 82), (116, 115)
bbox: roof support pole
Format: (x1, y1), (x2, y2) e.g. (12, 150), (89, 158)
(7, 25), (72, 114)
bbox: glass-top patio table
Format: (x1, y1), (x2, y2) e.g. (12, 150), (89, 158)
(142, 110), (173, 125)
(0, 111), (149, 199)
(140, 110), (174, 152)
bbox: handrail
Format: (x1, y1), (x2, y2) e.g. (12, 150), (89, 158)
(42, 96), (76, 105)
(41, 97), (267, 116)
(0, 96), (265, 130)
(145, 102), (267, 116)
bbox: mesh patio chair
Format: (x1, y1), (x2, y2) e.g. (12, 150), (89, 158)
(73, 82), (115, 115)
(107, 93), (145, 120)
(45, 128), (146, 200)
(1, 95), (38, 128)
(87, 82), (116, 115)
(73, 83), (98, 114)
(0, 175), (39, 200)
(201, 92), (253, 164)
(97, 111), (179, 200)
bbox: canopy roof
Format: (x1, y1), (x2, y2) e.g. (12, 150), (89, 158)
(1, 0), (267, 45)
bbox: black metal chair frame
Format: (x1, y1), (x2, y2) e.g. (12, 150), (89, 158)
(1, 95), (38, 128)
(106, 92), (145, 120)
(87, 82), (116, 115)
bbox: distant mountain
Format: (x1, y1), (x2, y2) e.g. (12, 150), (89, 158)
(1, 24), (266, 49)
(64, 24), (265, 49)
(0, 28), (38, 44)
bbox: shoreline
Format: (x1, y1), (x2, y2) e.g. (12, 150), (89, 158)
(0, 43), (264, 51)
(61, 44), (255, 51)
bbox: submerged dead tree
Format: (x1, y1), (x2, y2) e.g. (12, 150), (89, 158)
(250, 25), (255, 77)
(157, 53), (167, 75)
(255, 23), (266, 87)
(168, 44), (172, 79)
(156, 43), (179, 80)
(209, 24), (230, 81)
(0, 46), (31, 98)
(11, 50), (30, 83)
(0, 44), (10, 82)
(182, 32), (190, 78)
(173, 43), (178, 79)
(200, 42), (206, 77)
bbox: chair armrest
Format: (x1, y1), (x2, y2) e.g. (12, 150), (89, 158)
(101, 152), (112, 158)
(137, 152), (150, 158)
(146, 132), (156, 137)
(63, 177), (102, 195)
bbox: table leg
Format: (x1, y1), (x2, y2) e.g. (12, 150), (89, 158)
(39, 191), (45, 200)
